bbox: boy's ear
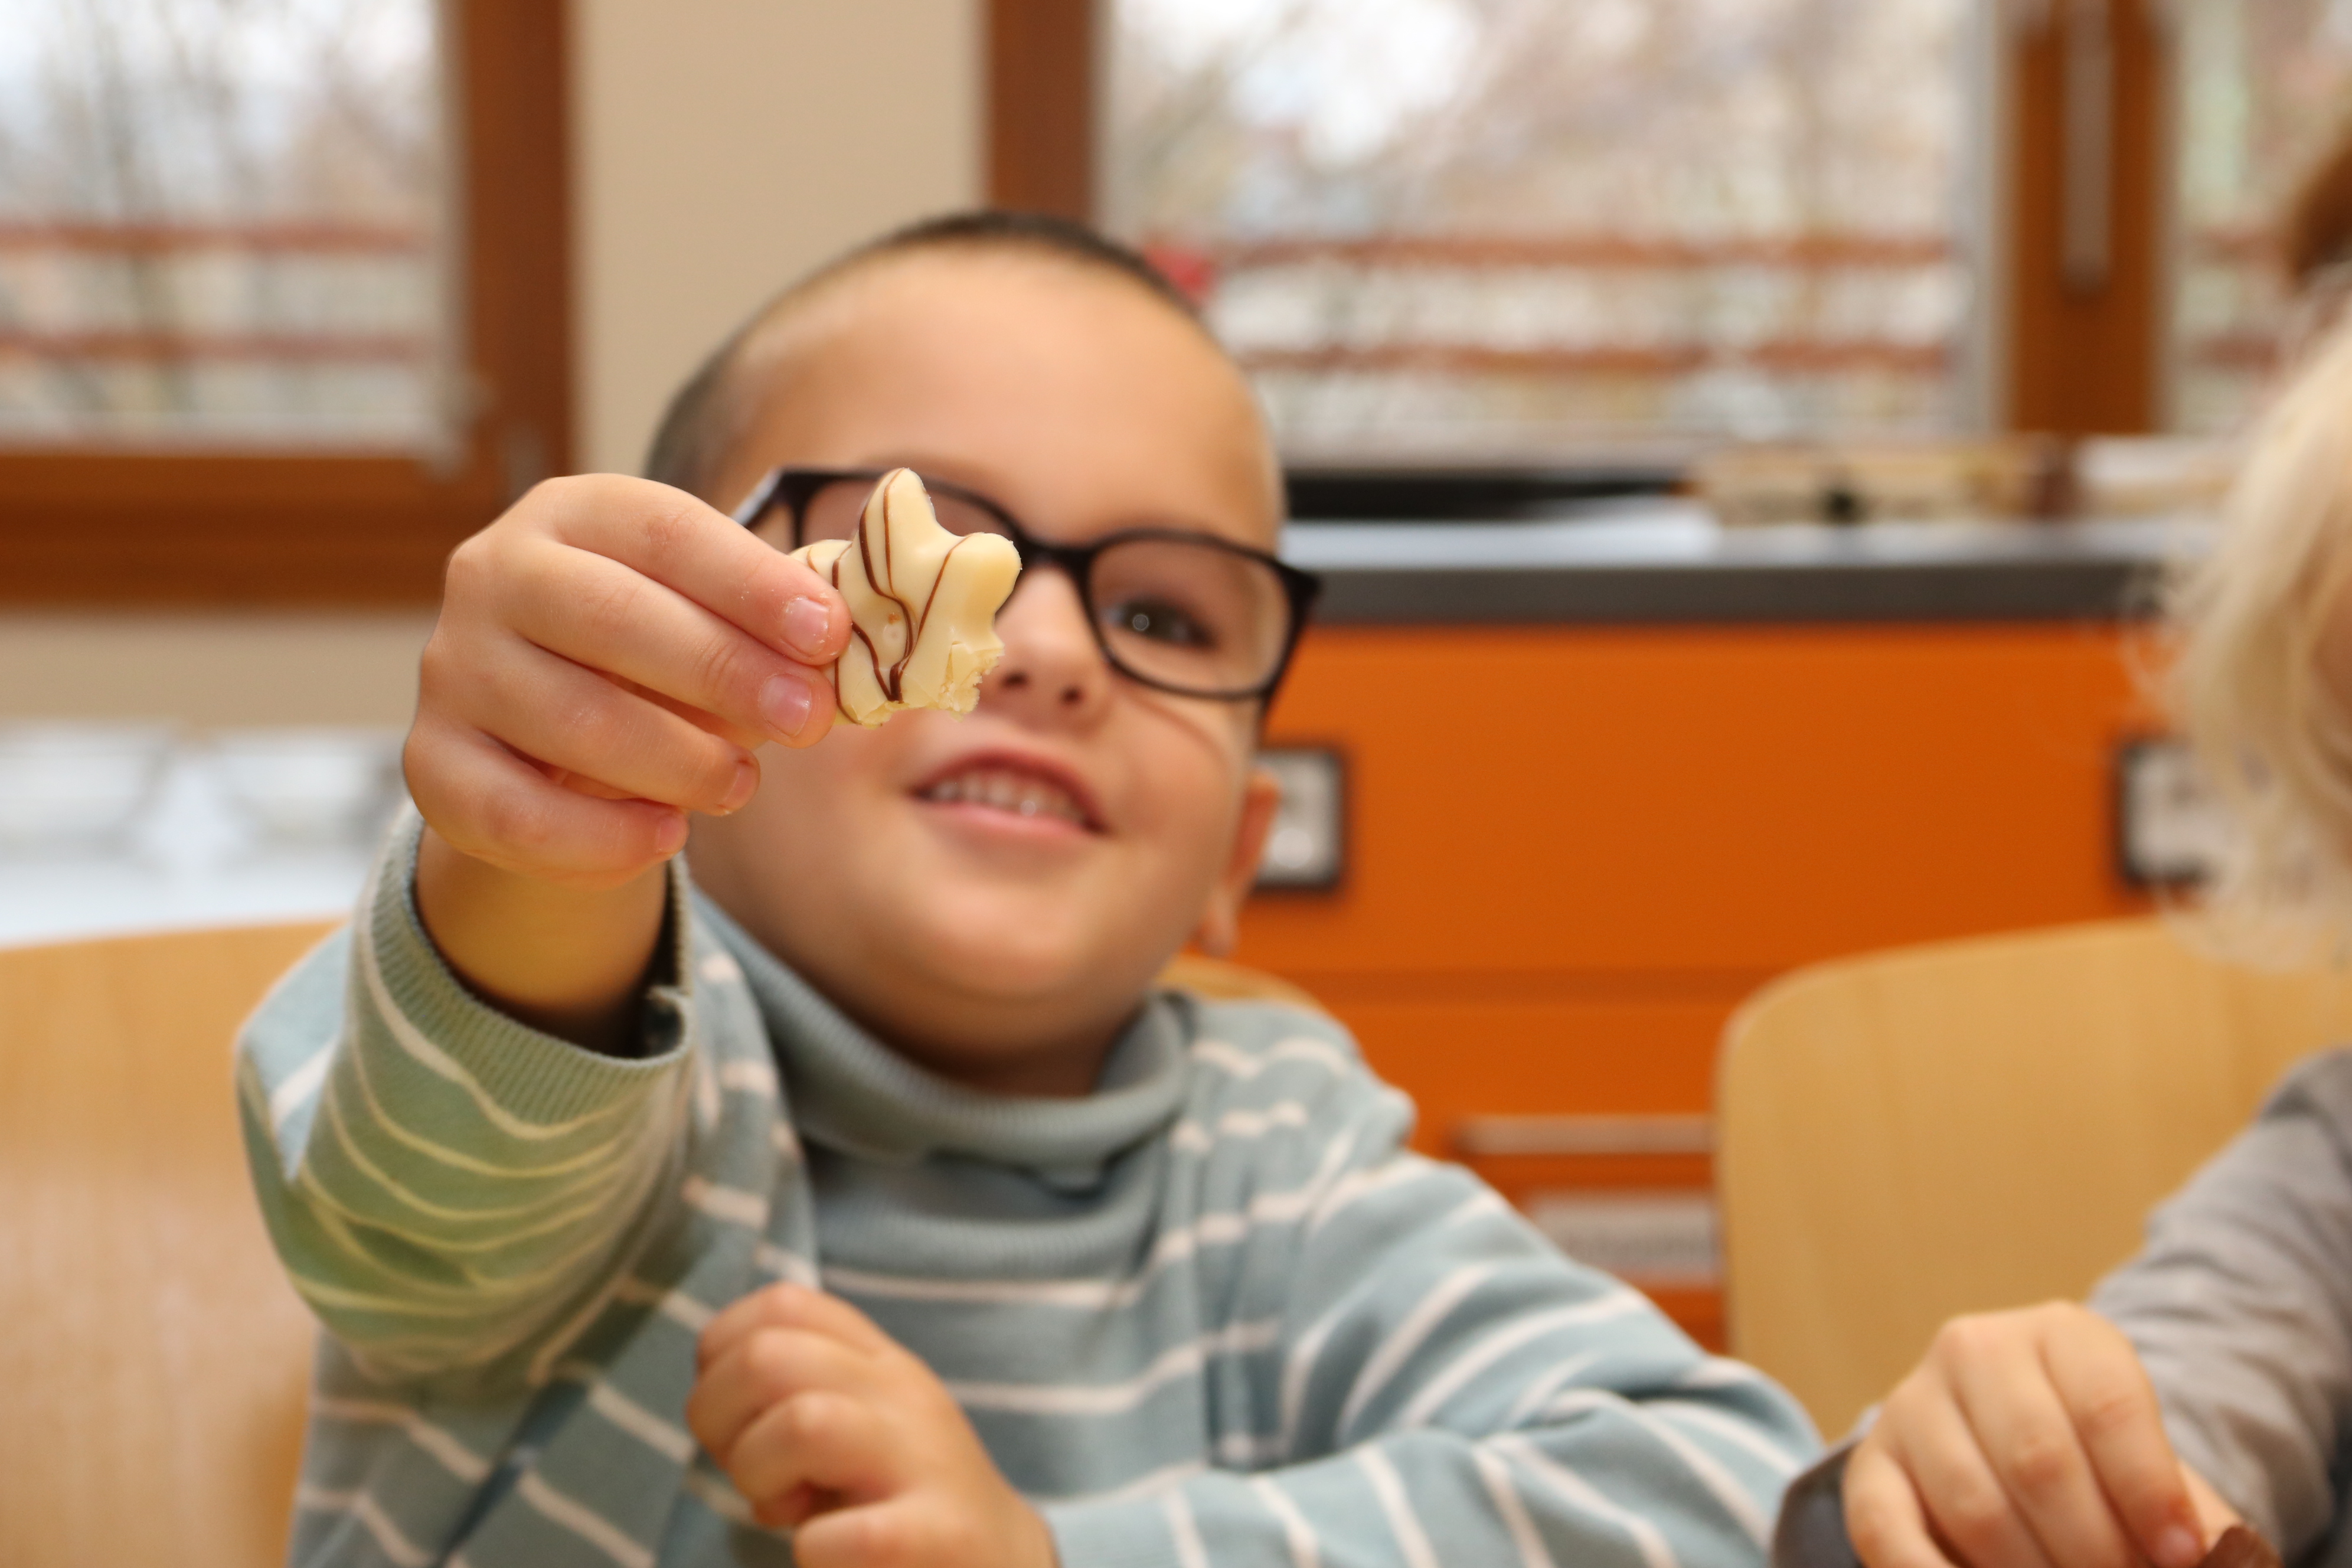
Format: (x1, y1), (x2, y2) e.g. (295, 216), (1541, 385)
(1193, 765), (1283, 958)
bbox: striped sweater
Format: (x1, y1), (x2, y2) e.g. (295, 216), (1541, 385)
(236, 819), (1819, 1567)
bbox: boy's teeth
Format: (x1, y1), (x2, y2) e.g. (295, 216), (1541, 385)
(921, 767), (1085, 824)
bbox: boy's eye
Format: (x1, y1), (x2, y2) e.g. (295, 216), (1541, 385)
(1107, 596), (1215, 649)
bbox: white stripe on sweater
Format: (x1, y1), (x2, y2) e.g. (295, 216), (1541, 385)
(1394, 1291), (1645, 1432)
(1190, 1036), (1355, 1080)
(309, 1396), (492, 1482)
(270, 1043), (335, 1133)
(827, 1129), (1363, 1313)
(1502, 1350), (1609, 1428)
(754, 1241), (819, 1286)
(587, 1377), (696, 1464)
(1543, 1389), (1772, 1545)
(681, 1174), (769, 1229)
(1358, 1448), (1442, 1568)
(515, 1470), (655, 1568)
(682, 1465), (756, 1525)
(339, 1016), (640, 1181)
(947, 1319), (1279, 1416)
(718, 1058), (778, 1096)
(293, 1484), (432, 1568)
(615, 1276), (716, 1332)
(1161, 1489), (1211, 1568)
(352, 864), (637, 1143)
(1337, 1262), (1497, 1438)
(1473, 1445), (1561, 1568)
(1491, 1435), (1681, 1568)
(1168, 1100), (1311, 1152)
(1251, 1475), (1324, 1568)
(1652, 1399), (1805, 1477)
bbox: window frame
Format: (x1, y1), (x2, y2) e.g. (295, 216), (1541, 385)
(1018, 0), (2181, 440)
(0, 1), (572, 606)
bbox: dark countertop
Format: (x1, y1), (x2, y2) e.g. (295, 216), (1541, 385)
(1279, 503), (2213, 625)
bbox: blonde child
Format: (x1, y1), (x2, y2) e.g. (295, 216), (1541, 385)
(240, 213), (1817, 1568)
(1835, 315), (2352, 1568)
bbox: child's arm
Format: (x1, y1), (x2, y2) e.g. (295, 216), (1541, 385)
(237, 475), (847, 1383)
(236, 819), (707, 1387)
(2086, 1051), (2352, 1556)
(403, 473), (847, 1051)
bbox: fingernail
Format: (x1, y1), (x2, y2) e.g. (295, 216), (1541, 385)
(652, 812), (688, 857)
(759, 674), (815, 740)
(782, 596), (833, 659)
(718, 757), (757, 814)
(2158, 1527), (2204, 1567)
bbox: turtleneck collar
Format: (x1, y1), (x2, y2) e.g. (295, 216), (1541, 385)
(691, 891), (1190, 1185)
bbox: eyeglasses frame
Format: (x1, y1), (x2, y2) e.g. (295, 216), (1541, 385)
(731, 465), (1322, 704)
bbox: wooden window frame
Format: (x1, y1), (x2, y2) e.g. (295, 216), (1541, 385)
(992, 0), (2178, 439)
(0, 1), (571, 606)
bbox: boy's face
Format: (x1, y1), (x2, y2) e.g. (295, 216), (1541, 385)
(688, 252), (1285, 1093)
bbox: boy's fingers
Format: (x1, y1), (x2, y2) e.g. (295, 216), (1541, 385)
(406, 717), (685, 883)
(1848, 1439), (1969, 1568)
(504, 541), (834, 751)
(1883, 1375), (2061, 1568)
(701, 1283), (897, 1370)
(540, 476), (851, 664)
(729, 1391), (892, 1523)
(2042, 1320), (2204, 1568)
(686, 1330), (877, 1461)
(446, 638), (756, 816)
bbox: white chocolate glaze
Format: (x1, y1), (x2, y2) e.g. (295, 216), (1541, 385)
(788, 468), (1021, 727)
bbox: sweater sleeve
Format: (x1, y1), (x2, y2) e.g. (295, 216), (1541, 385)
(2089, 1048), (2352, 1557)
(1046, 1046), (1821, 1568)
(234, 814), (700, 1389)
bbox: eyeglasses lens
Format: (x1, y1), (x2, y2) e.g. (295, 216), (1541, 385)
(1092, 538), (1291, 697)
(792, 476), (1289, 697)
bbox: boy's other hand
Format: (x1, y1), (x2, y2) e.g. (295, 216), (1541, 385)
(689, 1283), (1059, 1568)
(409, 475), (851, 888)
(1846, 1303), (2239, 1568)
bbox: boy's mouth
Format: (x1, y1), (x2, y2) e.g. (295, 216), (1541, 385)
(913, 757), (1103, 832)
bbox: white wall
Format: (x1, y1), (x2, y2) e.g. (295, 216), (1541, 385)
(1, 0), (983, 726)
(572, 0), (983, 475)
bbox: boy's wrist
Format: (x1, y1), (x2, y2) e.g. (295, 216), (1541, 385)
(414, 823), (677, 1056)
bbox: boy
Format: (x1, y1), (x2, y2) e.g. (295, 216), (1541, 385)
(239, 212), (1817, 1567)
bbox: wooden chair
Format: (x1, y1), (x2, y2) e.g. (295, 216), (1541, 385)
(0, 920), (335, 1568)
(1718, 916), (2352, 1440)
(0, 919), (1314, 1566)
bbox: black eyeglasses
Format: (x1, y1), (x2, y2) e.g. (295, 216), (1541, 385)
(732, 466), (1322, 703)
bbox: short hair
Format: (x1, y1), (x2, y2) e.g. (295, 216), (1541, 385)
(643, 210), (1203, 502)
(2170, 306), (2352, 952)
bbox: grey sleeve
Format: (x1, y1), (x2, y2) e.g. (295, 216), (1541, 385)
(2089, 1048), (2352, 1557)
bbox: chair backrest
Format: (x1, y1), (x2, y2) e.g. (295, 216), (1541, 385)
(0, 920), (337, 1568)
(1718, 916), (2352, 1439)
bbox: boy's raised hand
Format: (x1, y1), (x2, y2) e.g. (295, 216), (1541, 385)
(409, 475), (850, 888)
(1847, 1304), (2239, 1568)
(688, 1283), (1059, 1568)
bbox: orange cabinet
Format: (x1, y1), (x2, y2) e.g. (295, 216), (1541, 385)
(1239, 619), (2164, 1342)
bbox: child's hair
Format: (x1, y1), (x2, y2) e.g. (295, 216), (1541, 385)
(644, 210), (1203, 503)
(2171, 308), (2352, 952)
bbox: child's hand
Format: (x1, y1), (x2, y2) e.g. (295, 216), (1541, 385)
(1845, 1303), (2239, 1568)
(688, 1283), (1060, 1568)
(409, 475), (851, 888)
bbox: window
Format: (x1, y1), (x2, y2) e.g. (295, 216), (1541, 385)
(0, 0), (451, 450)
(1105, 0), (1989, 458)
(2168, 0), (2352, 433)
(0, 1), (567, 603)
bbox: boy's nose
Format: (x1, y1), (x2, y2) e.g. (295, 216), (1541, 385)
(985, 566), (1112, 723)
